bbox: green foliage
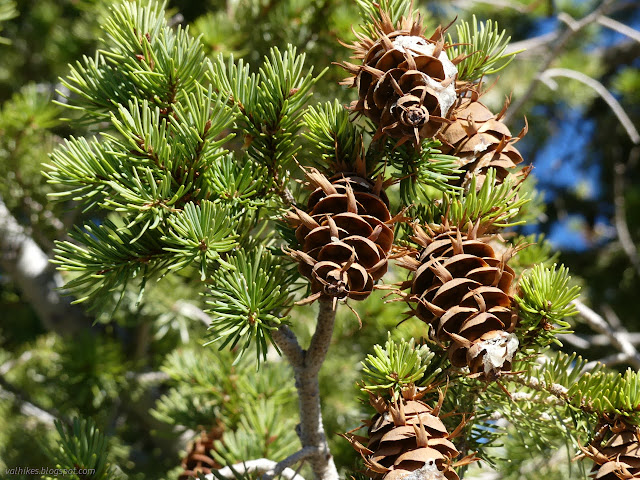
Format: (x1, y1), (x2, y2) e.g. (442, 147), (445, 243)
(0, 85), (63, 239)
(416, 168), (529, 230)
(303, 100), (361, 172)
(448, 15), (521, 82)
(52, 219), (171, 311)
(209, 45), (325, 192)
(355, 0), (417, 37)
(204, 246), (298, 363)
(44, 417), (122, 480)
(163, 201), (239, 279)
(59, 1), (207, 123)
(568, 367), (640, 422)
(509, 234), (558, 271)
(0, 0), (17, 44)
(360, 333), (443, 395)
(387, 139), (462, 206)
(212, 398), (299, 467)
(207, 154), (272, 206)
(515, 264), (581, 348)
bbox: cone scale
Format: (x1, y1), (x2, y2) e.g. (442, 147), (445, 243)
(437, 95), (526, 189)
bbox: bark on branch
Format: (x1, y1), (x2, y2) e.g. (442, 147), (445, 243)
(270, 299), (339, 480)
(573, 299), (640, 370)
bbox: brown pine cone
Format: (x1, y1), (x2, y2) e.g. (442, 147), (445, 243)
(345, 386), (476, 480)
(437, 96), (526, 189)
(399, 222), (519, 379)
(286, 168), (397, 304)
(339, 11), (460, 146)
(179, 426), (224, 480)
(579, 418), (640, 479)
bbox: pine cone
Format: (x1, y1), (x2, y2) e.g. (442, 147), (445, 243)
(345, 387), (470, 480)
(581, 419), (640, 479)
(399, 223), (518, 379)
(286, 168), (395, 303)
(179, 426), (224, 480)
(340, 12), (459, 146)
(437, 96), (526, 189)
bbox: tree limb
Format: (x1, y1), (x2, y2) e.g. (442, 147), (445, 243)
(0, 376), (61, 428)
(208, 459), (305, 480)
(597, 15), (640, 43)
(613, 147), (640, 277)
(262, 447), (318, 480)
(272, 325), (305, 367)
(0, 197), (87, 335)
(573, 299), (640, 369)
(505, 0), (616, 124)
(270, 299), (339, 480)
(539, 68), (640, 144)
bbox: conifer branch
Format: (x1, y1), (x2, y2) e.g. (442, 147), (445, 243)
(0, 377), (59, 427)
(262, 447), (318, 480)
(539, 68), (640, 144)
(271, 326), (304, 367)
(504, 0), (617, 124)
(613, 148), (640, 278)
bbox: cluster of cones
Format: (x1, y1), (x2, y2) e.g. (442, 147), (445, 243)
(287, 8), (524, 377)
(284, 7), (530, 480)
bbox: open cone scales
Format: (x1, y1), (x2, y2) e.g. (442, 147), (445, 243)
(579, 419), (640, 479)
(398, 223), (518, 379)
(345, 387), (476, 480)
(179, 426), (223, 480)
(286, 166), (399, 304)
(437, 95), (527, 189)
(340, 11), (461, 146)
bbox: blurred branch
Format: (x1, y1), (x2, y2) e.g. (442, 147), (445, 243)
(505, 32), (556, 55)
(452, 0), (530, 13)
(0, 197), (88, 335)
(0, 350), (33, 376)
(0, 376), (61, 428)
(597, 15), (640, 43)
(563, 332), (640, 349)
(173, 300), (212, 326)
(573, 299), (640, 369)
(613, 147), (640, 277)
(539, 68), (640, 144)
(505, 0), (616, 124)
(209, 459), (305, 480)
(262, 447), (317, 480)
